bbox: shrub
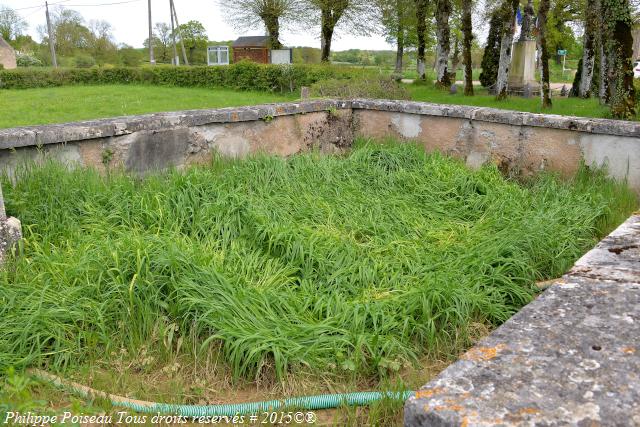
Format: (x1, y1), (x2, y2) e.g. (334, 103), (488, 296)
(74, 55), (96, 69)
(16, 54), (43, 67)
(310, 77), (411, 100)
(0, 62), (377, 93)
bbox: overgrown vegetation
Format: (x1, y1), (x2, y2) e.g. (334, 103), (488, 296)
(310, 77), (410, 99)
(1, 141), (635, 383)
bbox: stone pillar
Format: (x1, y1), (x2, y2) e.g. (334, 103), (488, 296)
(0, 183), (22, 265)
(508, 40), (540, 92)
(508, 0), (540, 94)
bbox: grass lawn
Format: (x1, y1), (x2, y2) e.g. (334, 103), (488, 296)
(407, 83), (614, 119)
(0, 85), (298, 129)
(1, 141), (635, 419)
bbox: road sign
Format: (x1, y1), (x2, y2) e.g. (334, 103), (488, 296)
(557, 49), (567, 56)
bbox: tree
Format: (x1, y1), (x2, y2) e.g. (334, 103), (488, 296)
(601, 0), (635, 118)
(304, 0), (375, 62)
(434, 0), (452, 87)
(174, 20), (208, 64)
(577, 0), (597, 97)
(479, 9), (502, 88)
(538, 0), (552, 108)
(88, 20), (118, 65)
(150, 22), (171, 62)
(461, 0), (473, 95)
(219, 0), (302, 49)
(415, 0), (428, 79)
(0, 5), (26, 41)
(495, 0), (518, 100)
(49, 8), (92, 57)
(378, 0), (416, 74)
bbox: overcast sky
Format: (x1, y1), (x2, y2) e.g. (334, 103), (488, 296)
(2, 0), (395, 51)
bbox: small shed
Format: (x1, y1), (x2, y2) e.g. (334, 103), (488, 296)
(231, 36), (292, 65)
(0, 36), (17, 70)
(232, 36), (270, 64)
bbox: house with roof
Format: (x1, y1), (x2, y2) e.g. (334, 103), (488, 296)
(0, 36), (17, 70)
(231, 36), (292, 65)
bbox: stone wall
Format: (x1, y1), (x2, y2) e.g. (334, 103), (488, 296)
(0, 99), (639, 196)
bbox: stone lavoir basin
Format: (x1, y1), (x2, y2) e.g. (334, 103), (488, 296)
(0, 100), (639, 425)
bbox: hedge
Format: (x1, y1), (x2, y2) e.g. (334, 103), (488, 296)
(0, 62), (377, 93)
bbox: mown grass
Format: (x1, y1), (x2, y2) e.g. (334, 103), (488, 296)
(407, 82), (614, 119)
(0, 85), (297, 129)
(0, 141), (636, 388)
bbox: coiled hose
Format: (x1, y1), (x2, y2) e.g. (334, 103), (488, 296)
(30, 369), (415, 417)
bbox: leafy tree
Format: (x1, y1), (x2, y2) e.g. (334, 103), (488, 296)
(144, 22), (172, 63)
(0, 5), (26, 41)
(118, 44), (142, 67)
(377, 0), (416, 74)
(219, 0), (302, 49)
(88, 20), (118, 65)
(47, 8), (92, 57)
(303, 0), (375, 62)
(173, 20), (208, 64)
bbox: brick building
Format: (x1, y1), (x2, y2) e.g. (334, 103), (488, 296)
(232, 36), (270, 64)
(0, 36), (17, 70)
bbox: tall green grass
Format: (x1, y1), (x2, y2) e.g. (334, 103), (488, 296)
(0, 141), (636, 380)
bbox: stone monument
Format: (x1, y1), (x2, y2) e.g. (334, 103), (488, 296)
(0, 35), (17, 70)
(508, 0), (539, 93)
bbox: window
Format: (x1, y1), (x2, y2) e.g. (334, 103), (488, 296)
(208, 46), (229, 66)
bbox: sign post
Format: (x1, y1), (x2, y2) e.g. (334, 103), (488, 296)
(557, 49), (567, 77)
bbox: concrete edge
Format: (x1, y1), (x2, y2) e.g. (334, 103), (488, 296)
(403, 213), (640, 426)
(1, 99), (639, 150)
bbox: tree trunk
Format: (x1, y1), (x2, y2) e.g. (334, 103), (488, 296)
(495, 0), (517, 100)
(435, 0), (451, 87)
(538, 0), (552, 108)
(319, 6), (346, 62)
(462, 0), (474, 95)
(602, 0), (636, 119)
(578, 0), (597, 98)
(395, 29), (405, 74)
(394, 0), (405, 74)
(415, 0), (428, 80)
(320, 8), (333, 62)
(263, 14), (283, 50)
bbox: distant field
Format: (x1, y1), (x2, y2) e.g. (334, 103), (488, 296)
(0, 85), (298, 128)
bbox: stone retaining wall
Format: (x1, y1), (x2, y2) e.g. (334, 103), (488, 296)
(0, 100), (639, 194)
(404, 214), (640, 426)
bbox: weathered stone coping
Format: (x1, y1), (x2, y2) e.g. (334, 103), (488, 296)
(1, 99), (640, 150)
(0, 100), (350, 150)
(404, 214), (640, 426)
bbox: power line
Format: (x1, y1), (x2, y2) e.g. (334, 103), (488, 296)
(10, 0), (73, 12)
(9, 0), (140, 11)
(60, 0), (142, 7)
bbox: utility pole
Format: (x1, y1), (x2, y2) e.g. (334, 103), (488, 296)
(169, 0), (178, 65)
(170, 0), (189, 66)
(148, 0), (155, 64)
(45, 1), (58, 68)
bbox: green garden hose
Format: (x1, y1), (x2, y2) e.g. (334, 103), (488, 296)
(30, 369), (414, 417)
